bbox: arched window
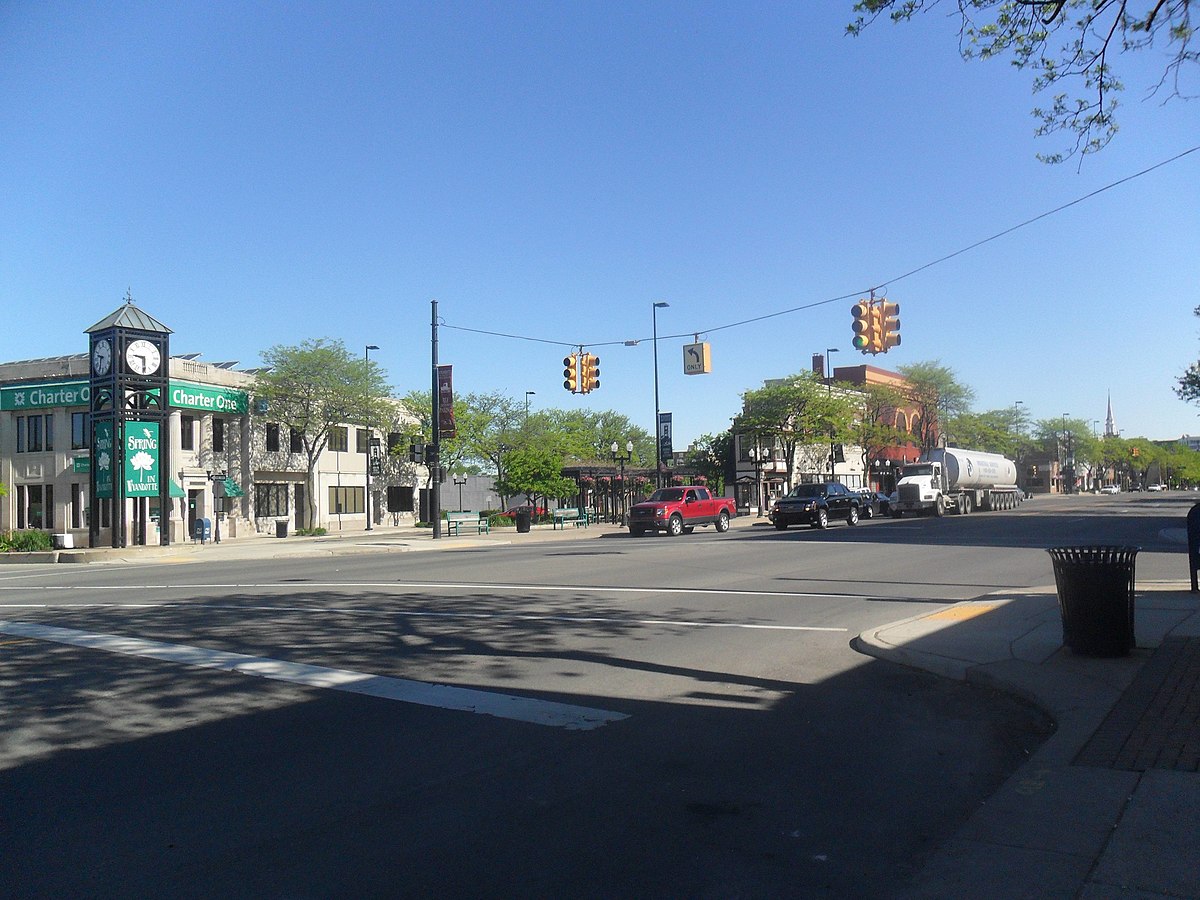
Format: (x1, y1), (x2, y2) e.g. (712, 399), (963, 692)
(896, 412), (908, 432)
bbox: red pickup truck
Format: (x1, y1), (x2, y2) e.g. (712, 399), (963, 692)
(627, 486), (737, 537)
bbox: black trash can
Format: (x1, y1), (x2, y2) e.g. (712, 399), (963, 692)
(276, 520), (289, 538)
(1046, 546), (1139, 656)
(515, 507), (532, 533)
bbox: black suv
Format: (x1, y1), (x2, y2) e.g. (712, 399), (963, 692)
(769, 481), (861, 530)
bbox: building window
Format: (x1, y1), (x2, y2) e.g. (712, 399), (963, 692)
(72, 412), (89, 450)
(328, 486), (364, 514)
(213, 417), (225, 453)
(16, 484), (52, 529)
(255, 483), (290, 518)
(356, 428), (369, 454)
(290, 427), (303, 453)
(265, 423), (280, 452)
(72, 482), (85, 528)
(18, 415), (53, 453)
(181, 415), (195, 451)
(328, 426), (348, 453)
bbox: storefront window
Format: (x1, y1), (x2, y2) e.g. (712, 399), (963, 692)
(72, 412), (89, 450)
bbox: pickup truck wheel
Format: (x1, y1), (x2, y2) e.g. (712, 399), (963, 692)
(847, 505), (859, 526)
(667, 515), (684, 537)
(715, 511), (730, 533)
(812, 508), (829, 529)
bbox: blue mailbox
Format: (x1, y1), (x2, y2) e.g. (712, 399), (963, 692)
(193, 517), (212, 544)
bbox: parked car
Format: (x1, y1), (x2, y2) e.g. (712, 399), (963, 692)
(1147, 483), (1163, 492)
(858, 490), (893, 519)
(627, 486), (736, 536)
(770, 481), (861, 530)
(1099, 484), (1119, 494)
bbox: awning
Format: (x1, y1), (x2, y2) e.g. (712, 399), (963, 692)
(222, 477), (245, 498)
(169, 480), (186, 498)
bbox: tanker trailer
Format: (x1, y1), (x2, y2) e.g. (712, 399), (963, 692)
(891, 447), (1022, 517)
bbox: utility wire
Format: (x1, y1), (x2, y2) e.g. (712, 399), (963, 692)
(443, 144), (1199, 349)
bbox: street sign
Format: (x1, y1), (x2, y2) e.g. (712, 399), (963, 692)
(683, 342), (711, 375)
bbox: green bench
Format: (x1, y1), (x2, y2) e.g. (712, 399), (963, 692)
(446, 511), (490, 536)
(552, 508), (588, 529)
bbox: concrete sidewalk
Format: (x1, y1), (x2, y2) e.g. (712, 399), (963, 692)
(856, 583), (1200, 899)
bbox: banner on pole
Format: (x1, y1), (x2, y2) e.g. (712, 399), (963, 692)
(658, 412), (673, 464)
(437, 365), (456, 438)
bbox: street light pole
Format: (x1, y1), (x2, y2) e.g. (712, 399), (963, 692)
(652, 301), (669, 488)
(611, 440), (633, 525)
(364, 344), (379, 531)
(525, 390), (536, 419)
(825, 347), (838, 479)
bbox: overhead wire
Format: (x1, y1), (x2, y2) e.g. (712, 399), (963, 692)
(442, 144), (1199, 349)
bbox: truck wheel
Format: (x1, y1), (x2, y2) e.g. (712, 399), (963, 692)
(935, 496), (946, 517)
(961, 494), (972, 515)
(667, 515), (684, 537)
(847, 505), (859, 526)
(813, 508), (829, 529)
(715, 511), (730, 533)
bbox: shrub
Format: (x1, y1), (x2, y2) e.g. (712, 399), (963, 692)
(293, 527), (327, 537)
(0, 530), (54, 552)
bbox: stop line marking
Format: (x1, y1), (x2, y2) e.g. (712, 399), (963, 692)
(0, 620), (629, 731)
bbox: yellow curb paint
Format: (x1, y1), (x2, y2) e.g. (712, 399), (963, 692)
(926, 604), (997, 622)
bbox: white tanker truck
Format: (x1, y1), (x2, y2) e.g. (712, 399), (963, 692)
(890, 447), (1022, 517)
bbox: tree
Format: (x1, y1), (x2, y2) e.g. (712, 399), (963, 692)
(254, 338), (392, 527)
(1176, 305), (1200, 405)
(737, 372), (851, 487)
(684, 431), (735, 495)
(492, 446), (576, 509)
(897, 361), (976, 450)
(847, 381), (910, 477)
(848, 1), (1197, 163)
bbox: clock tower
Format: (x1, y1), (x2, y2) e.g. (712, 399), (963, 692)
(86, 293), (173, 548)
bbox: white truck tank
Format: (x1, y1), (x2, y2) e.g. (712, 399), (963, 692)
(930, 447), (1018, 491)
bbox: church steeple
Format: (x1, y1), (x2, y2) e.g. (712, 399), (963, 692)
(1105, 392), (1117, 438)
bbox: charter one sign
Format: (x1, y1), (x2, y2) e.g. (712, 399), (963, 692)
(0, 379), (249, 413)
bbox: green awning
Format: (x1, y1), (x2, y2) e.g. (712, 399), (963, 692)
(169, 480), (186, 498)
(222, 477), (245, 498)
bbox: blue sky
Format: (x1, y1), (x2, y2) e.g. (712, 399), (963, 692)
(3, 2), (1198, 448)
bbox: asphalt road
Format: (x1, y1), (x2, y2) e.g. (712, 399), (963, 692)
(1, 493), (1186, 898)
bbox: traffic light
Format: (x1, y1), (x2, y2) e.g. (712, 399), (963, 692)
(877, 300), (900, 352)
(581, 353), (601, 393)
(563, 353), (580, 392)
(867, 302), (884, 353)
(851, 300), (873, 352)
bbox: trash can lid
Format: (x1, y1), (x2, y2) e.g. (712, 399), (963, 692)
(1047, 545), (1140, 563)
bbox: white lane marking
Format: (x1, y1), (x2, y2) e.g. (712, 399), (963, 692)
(0, 620), (629, 731)
(0, 602), (847, 633)
(0, 580), (849, 600)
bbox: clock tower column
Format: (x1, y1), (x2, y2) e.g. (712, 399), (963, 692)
(85, 294), (173, 548)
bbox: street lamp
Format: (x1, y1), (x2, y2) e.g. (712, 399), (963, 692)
(364, 344), (379, 530)
(524, 390), (536, 418)
(826, 347), (839, 479)
(652, 301), (669, 488)
(747, 444), (765, 516)
(611, 440), (633, 524)
(454, 476), (467, 512)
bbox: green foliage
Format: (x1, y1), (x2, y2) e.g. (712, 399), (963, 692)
(293, 527), (327, 537)
(1, 530), (54, 552)
(493, 446), (576, 505)
(896, 361), (975, 450)
(683, 430), (735, 495)
(849, 0), (1196, 162)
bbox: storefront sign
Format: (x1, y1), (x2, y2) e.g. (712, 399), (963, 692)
(0, 380), (90, 410)
(123, 421), (161, 497)
(73, 456), (91, 473)
(170, 381), (248, 414)
(94, 421), (114, 498)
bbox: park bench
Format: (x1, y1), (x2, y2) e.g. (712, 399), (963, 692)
(552, 508), (587, 529)
(446, 511), (490, 536)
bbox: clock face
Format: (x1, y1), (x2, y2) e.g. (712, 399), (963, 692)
(92, 338), (112, 375)
(125, 339), (162, 376)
